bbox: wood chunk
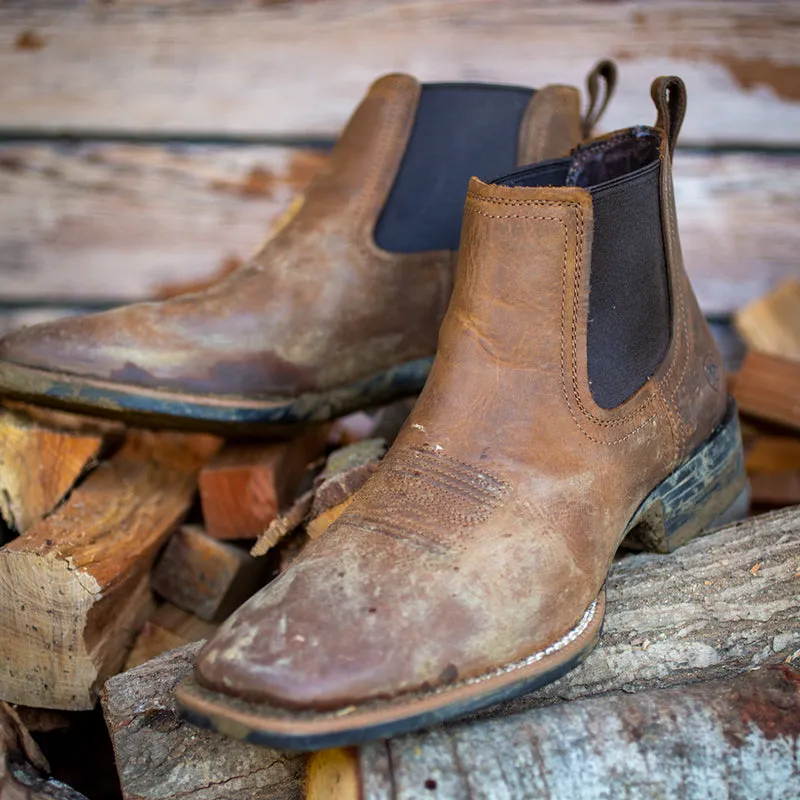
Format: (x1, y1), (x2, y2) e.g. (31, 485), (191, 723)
(735, 279), (800, 361)
(745, 434), (800, 473)
(749, 471), (800, 507)
(0, 431), (220, 710)
(124, 603), (218, 671)
(0, 701), (88, 799)
(356, 666), (800, 799)
(102, 643), (305, 800)
(0, 406), (106, 534)
(199, 427), (328, 540)
(152, 525), (271, 621)
(306, 749), (360, 800)
(734, 349), (800, 431)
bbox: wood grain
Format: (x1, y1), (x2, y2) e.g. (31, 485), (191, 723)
(735, 279), (800, 361)
(0, 141), (324, 303)
(0, 405), (105, 534)
(0, 142), (797, 314)
(0, 430), (220, 710)
(734, 350), (800, 432)
(2, 2), (799, 145)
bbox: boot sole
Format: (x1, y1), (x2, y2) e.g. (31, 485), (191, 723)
(174, 400), (747, 750)
(0, 357), (433, 432)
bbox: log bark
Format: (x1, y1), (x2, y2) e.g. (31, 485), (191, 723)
(123, 603), (218, 672)
(152, 526), (271, 621)
(734, 350), (800, 432)
(2, 2), (800, 146)
(0, 431), (220, 709)
(198, 428), (328, 540)
(353, 666), (800, 800)
(101, 643), (305, 800)
(0, 702), (88, 800)
(0, 406), (107, 535)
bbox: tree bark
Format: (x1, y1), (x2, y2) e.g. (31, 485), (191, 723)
(358, 666), (800, 800)
(101, 643), (305, 800)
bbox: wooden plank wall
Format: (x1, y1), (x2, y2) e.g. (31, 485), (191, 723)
(1, 0), (799, 325)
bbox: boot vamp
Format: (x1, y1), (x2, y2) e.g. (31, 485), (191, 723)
(195, 443), (614, 709)
(0, 238), (447, 397)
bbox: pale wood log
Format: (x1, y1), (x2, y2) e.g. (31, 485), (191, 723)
(2, 2), (800, 145)
(0, 701), (88, 800)
(735, 279), (800, 361)
(101, 642), (305, 800)
(0, 431), (220, 710)
(151, 525), (271, 620)
(0, 143), (797, 314)
(0, 142), (323, 303)
(734, 350), (800, 432)
(199, 427), (328, 541)
(124, 603), (218, 672)
(0, 406), (107, 535)
(354, 666), (800, 800)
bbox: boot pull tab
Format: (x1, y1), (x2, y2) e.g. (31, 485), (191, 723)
(651, 75), (687, 158)
(582, 59), (618, 138)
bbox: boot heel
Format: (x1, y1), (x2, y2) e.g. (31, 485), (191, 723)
(621, 398), (748, 554)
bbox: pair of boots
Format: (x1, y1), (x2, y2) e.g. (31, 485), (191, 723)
(0, 66), (747, 750)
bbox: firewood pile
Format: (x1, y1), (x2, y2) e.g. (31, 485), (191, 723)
(0, 283), (799, 800)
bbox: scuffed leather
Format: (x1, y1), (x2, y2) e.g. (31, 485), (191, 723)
(0, 74), (583, 401)
(195, 137), (727, 708)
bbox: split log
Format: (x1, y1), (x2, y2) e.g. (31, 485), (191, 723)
(151, 525), (271, 621)
(124, 604), (218, 672)
(0, 701), (88, 800)
(0, 406), (107, 535)
(345, 666), (800, 800)
(0, 431), (220, 710)
(735, 279), (800, 361)
(199, 428), (328, 540)
(734, 350), (800, 432)
(252, 438), (385, 555)
(101, 643), (305, 800)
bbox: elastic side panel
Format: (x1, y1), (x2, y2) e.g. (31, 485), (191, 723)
(374, 84), (535, 253)
(495, 157), (571, 188)
(588, 160), (671, 408)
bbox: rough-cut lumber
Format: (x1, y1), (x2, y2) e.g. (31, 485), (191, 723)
(0, 406), (106, 535)
(199, 428), (328, 540)
(252, 438), (385, 555)
(0, 145), (797, 315)
(735, 279), (800, 361)
(734, 350), (800, 432)
(0, 431), (220, 710)
(306, 749), (360, 800)
(152, 525), (271, 621)
(750, 471), (800, 508)
(0, 142), (324, 304)
(2, 2), (800, 145)
(102, 643), (305, 800)
(0, 701), (88, 800)
(124, 603), (219, 672)
(351, 666), (800, 800)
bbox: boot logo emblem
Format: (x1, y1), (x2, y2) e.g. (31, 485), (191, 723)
(703, 355), (721, 392)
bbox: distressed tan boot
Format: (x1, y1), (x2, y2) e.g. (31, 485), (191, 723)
(177, 76), (747, 748)
(0, 64), (615, 431)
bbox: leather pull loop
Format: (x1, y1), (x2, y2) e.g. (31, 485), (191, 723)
(651, 75), (687, 157)
(582, 59), (618, 138)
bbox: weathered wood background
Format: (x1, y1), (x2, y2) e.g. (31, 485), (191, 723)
(1, 0), (798, 323)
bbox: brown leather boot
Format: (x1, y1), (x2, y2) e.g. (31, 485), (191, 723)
(176, 76), (747, 748)
(0, 65), (615, 431)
